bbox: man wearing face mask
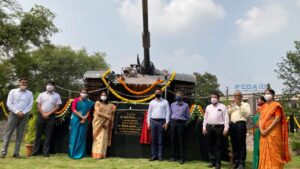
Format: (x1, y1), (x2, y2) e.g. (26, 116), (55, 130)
(169, 91), (190, 164)
(147, 88), (170, 161)
(32, 81), (62, 157)
(227, 91), (251, 169)
(1, 77), (33, 158)
(203, 92), (229, 169)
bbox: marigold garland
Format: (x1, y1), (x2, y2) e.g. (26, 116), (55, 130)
(0, 101), (9, 118)
(55, 99), (73, 118)
(293, 115), (300, 129)
(189, 104), (204, 115)
(101, 69), (176, 103)
(118, 78), (164, 95)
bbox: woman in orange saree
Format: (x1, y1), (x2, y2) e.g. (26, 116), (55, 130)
(258, 89), (291, 169)
(92, 91), (116, 159)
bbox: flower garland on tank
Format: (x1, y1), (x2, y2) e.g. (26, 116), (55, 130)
(55, 99), (73, 120)
(102, 69), (176, 103)
(0, 101), (9, 119)
(118, 77), (164, 95)
(188, 104), (205, 124)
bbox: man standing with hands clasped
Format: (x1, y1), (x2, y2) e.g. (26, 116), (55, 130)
(227, 91), (251, 169)
(203, 92), (229, 169)
(32, 81), (62, 157)
(147, 88), (170, 161)
(1, 77), (33, 158)
(169, 91), (190, 164)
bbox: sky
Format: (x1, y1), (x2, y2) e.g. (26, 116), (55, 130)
(19, 0), (300, 94)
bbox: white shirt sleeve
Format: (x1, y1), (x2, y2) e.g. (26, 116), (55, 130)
(23, 92), (34, 114)
(223, 106), (230, 130)
(6, 90), (18, 114)
(165, 100), (170, 123)
(147, 101), (153, 125)
(203, 106), (209, 130)
(56, 94), (62, 105)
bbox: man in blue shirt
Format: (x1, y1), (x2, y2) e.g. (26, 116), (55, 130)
(169, 91), (190, 164)
(147, 88), (170, 161)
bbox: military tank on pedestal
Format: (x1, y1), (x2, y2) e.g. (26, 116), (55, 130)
(83, 0), (217, 161)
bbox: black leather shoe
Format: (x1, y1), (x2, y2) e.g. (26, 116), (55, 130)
(12, 154), (20, 158)
(149, 157), (158, 161)
(237, 164), (245, 169)
(31, 152), (38, 156)
(207, 163), (216, 168)
(0, 154), (6, 158)
(215, 164), (221, 169)
(169, 157), (176, 162)
(43, 153), (50, 157)
(179, 159), (185, 164)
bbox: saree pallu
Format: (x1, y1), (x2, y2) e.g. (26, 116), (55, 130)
(253, 113), (260, 169)
(140, 111), (151, 144)
(69, 98), (93, 159)
(258, 102), (291, 169)
(92, 102), (116, 159)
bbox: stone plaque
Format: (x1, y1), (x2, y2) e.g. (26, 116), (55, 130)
(115, 110), (144, 135)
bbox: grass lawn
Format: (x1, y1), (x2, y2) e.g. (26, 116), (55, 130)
(0, 142), (299, 169)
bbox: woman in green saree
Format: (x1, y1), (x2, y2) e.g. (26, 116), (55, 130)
(253, 96), (266, 169)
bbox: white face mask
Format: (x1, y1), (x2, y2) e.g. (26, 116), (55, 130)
(80, 93), (87, 99)
(20, 85), (27, 91)
(100, 96), (107, 101)
(46, 85), (54, 92)
(264, 94), (273, 101)
(211, 98), (218, 104)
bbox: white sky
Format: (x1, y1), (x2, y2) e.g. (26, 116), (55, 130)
(19, 0), (300, 94)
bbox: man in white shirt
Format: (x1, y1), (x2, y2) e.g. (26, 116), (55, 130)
(147, 89), (170, 161)
(32, 81), (62, 157)
(1, 77), (33, 158)
(227, 91), (251, 169)
(203, 92), (229, 169)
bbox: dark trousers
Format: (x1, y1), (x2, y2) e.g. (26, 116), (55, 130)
(207, 124), (224, 165)
(33, 114), (55, 155)
(170, 119), (186, 160)
(230, 121), (247, 166)
(150, 118), (165, 158)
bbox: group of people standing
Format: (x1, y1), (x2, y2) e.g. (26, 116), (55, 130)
(0, 77), (292, 169)
(1, 78), (116, 160)
(147, 88), (291, 169)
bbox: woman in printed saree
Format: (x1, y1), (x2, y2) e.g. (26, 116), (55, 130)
(69, 88), (94, 159)
(253, 96), (265, 169)
(92, 91), (116, 159)
(258, 89), (291, 169)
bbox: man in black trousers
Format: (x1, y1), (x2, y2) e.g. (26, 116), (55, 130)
(32, 81), (61, 157)
(203, 92), (229, 169)
(169, 91), (190, 164)
(227, 91), (251, 169)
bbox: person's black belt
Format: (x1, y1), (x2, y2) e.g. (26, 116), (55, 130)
(171, 119), (186, 122)
(207, 124), (224, 128)
(151, 118), (166, 122)
(231, 120), (246, 124)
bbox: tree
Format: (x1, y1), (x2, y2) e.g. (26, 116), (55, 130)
(276, 41), (300, 95)
(194, 72), (222, 107)
(28, 45), (109, 97)
(275, 41), (300, 114)
(0, 1), (58, 58)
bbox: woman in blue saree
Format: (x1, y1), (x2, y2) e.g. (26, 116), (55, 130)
(69, 88), (94, 159)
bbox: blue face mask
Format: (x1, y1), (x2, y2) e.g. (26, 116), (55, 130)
(176, 96), (182, 102)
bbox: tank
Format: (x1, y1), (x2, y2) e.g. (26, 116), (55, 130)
(84, 0), (195, 103)
(82, 0), (217, 161)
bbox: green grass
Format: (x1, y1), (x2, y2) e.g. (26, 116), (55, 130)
(0, 143), (299, 169)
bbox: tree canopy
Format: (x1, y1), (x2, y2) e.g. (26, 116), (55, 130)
(194, 72), (222, 107)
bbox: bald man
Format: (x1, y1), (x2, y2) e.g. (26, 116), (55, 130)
(227, 91), (251, 169)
